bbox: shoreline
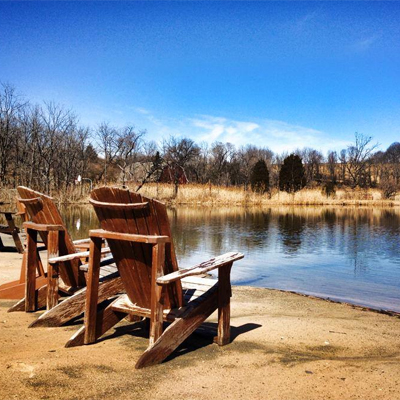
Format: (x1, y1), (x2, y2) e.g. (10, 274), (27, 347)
(269, 287), (400, 319)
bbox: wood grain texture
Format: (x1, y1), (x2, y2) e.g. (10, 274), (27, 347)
(89, 229), (170, 244)
(5, 277), (47, 306)
(66, 302), (126, 348)
(89, 198), (149, 209)
(157, 252), (244, 284)
(30, 273), (123, 327)
(0, 211), (24, 253)
(72, 187), (244, 367)
(25, 228), (38, 312)
(135, 289), (219, 369)
(46, 231), (59, 310)
(17, 186), (84, 288)
(149, 243), (165, 345)
(23, 222), (64, 232)
(84, 236), (102, 344)
(215, 263), (232, 346)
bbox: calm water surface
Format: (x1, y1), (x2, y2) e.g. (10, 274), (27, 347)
(60, 205), (400, 313)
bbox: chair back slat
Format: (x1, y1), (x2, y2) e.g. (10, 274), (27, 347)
(17, 186), (84, 287)
(90, 187), (182, 309)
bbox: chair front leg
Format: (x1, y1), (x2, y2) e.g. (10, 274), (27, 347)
(25, 228), (38, 312)
(84, 236), (102, 345)
(149, 242), (165, 346)
(215, 262), (233, 346)
(46, 231), (60, 310)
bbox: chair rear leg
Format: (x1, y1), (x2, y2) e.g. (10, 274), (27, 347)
(8, 285), (47, 312)
(30, 275), (124, 328)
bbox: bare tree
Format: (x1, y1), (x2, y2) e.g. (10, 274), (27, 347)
(345, 133), (379, 188)
(210, 142), (235, 185)
(36, 102), (77, 193)
(114, 126), (146, 186)
(300, 148), (324, 184)
(0, 83), (26, 185)
(385, 142), (400, 184)
(95, 122), (121, 184)
(162, 136), (200, 196)
(327, 150), (338, 183)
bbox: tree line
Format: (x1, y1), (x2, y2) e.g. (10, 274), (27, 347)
(1, 83), (399, 197)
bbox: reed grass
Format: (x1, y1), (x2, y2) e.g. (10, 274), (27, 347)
(2, 183), (399, 207)
(135, 183), (400, 207)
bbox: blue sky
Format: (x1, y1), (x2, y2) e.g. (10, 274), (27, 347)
(1, 1), (399, 154)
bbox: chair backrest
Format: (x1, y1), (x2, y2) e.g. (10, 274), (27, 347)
(17, 186), (84, 288)
(90, 187), (183, 310)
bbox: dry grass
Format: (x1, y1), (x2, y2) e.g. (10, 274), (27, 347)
(2, 183), (400, 207)
(135, 183), (400, 207)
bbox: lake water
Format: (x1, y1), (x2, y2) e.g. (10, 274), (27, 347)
(60, 205), (400, 313)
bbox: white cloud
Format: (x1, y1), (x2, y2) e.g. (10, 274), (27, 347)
(83, 104), (351, 154)
(139, 113), (350, 154)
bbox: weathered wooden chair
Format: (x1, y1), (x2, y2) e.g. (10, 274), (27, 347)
(0, 200), (39, 300)
(8, 187), (123, 329)
(66, 187), (244, 368)
(0, 200), (25, 253)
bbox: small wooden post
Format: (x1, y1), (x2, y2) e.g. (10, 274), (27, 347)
(215, 262), (233, 346)
(149, 242), (165, 346)
(25, 228), (38, 312)
(84, 236), (102, 345)
(46, 230), (60, 310)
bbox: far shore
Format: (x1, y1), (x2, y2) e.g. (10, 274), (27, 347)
(1, 245), (400, 400)
(1, 183), (400, 207)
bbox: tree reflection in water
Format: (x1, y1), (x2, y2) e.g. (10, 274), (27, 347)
(60, 205), (400, 312)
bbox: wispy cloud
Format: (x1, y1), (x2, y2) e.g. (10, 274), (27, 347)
(85, 104), (351, 154)
(134, 111), (350, 154)
(353, 34), (380, 52)
(295, 10), (319, 31)
(134, 107), (151, 115)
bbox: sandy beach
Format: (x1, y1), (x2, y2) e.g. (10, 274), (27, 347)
(1, 237), (400, 400)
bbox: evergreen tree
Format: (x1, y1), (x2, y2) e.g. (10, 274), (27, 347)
(250, 159), (269, 193)
(279, 154), (306, 192)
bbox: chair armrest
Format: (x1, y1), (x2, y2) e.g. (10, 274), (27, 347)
(72, 238), (90, 245)
(89, 229), (170, 244)
(24, 221), (64, 232)
(156, 252), (244, 285)
(48, 247), (111, 264)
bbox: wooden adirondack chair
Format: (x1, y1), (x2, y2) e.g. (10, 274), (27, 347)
(8, 187), (123, 329)
(0, 200), (40, 300)
(66, 187), (244, 368)
(0, 200), (25, 253)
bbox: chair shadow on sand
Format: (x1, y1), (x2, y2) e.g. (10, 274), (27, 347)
(0, 244), (19, 253)
(102, 320), (262, 363)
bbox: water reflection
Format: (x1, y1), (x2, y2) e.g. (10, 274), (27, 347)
(60, 205), (400, 313)
(277, 212), (305, 254)
(59, 205), (100, 240)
